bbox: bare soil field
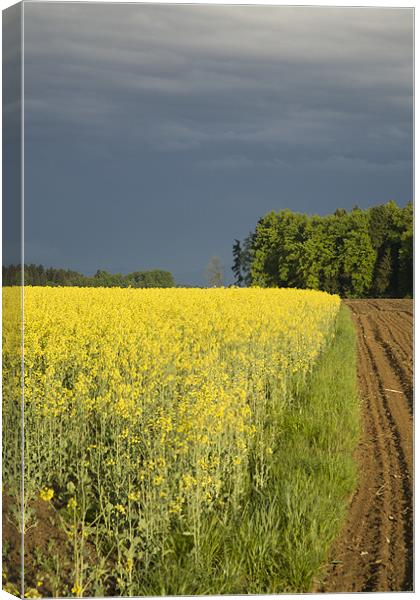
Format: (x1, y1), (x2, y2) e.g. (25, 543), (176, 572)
(316, 299), (413, 592)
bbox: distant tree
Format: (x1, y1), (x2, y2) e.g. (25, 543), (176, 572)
(237, 200), (412, 298)
(321, 213), (348, 294)
(206, 256), (224, 287)
(276, 211), (310, 288)
(251, 210), (310, 288)
(38, 264), (47, 285)
(399, 229), (413, 297)
(334, 208), (347, 217)
(3, 264), (176, 288)
(342, 230), (376, 297)
(334, 210), (372, 296)
(398, 201), (413, 297)
(128, 270), (175, 288)
(297, 217), (324, 290)
(241, 233), (254, 286)
(251, 212), (283, 287)
(368, 201), (409, 297)
(2, 264), (21, 286)
(374, 246), (393, 297)
(232, 239), (244, 286)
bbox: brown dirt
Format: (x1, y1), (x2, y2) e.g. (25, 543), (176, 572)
(316, 299), (413, 593)
(2, 493), (70, 597)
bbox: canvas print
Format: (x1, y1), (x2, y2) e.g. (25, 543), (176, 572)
(2, 1), (413, 597)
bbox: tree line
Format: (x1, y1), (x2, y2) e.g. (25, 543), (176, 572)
(232, 201), (413, 298)
(2, 264), (175, 288)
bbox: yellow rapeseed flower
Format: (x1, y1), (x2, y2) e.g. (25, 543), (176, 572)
(71, 584), (82, 596)
(39, 487), (54, 502)
(153, 475), (164, 487)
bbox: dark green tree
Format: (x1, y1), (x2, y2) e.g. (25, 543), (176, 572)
(251, 212), (282, 287)
(238, 200), (411, 298)
(232, 239), (244, 286)
(374, 247), (393, 297)
(398, 201), (413, 297)
(241, 233), (254, 286)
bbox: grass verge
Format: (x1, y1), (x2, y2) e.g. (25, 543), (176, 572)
(139, 303), (360, 594)
(264, 302), (361, 592)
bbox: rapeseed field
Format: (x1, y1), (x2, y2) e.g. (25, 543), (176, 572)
(3, 287), (343, 596)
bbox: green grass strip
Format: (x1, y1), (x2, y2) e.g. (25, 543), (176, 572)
(267, 302), (361, 592)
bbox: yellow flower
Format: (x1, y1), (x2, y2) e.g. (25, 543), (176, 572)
(114, 504), (126, 514)
(24, 587), (42, 598)
(39, 487), (54, 502)
(128, 491), (140, 502)
(153, 475), (164, 486)
(181, 473), (196, 491)
(169, 501), (182, 515)
(67, 497), (77, 510)
(71, 583), (82, 596)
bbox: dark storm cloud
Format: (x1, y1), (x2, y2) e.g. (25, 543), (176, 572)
(22, 2), (413, 285)
(3, 2), (22, 266)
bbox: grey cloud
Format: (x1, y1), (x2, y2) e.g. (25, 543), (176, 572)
(199, 153), (410, 172)
(24, 3), (413, 165)
(199, 155), (256, 170)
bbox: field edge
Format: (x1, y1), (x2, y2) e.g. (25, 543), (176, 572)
(271, 302), (361, 593)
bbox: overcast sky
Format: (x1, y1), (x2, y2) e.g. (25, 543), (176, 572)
(19, 2), (413, 285)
